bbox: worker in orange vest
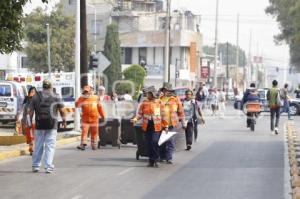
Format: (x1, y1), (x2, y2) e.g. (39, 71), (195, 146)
(132, 86), (167, 167)
(159, 82), (185, 164)
(76, 85), (105, 150)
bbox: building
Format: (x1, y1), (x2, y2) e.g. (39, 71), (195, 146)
(63, 0), (203, 88)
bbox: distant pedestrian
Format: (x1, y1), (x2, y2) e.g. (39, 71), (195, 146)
(75, 85), (105, 150)
(209, 89), (218, 116)
(294, 84), (300, 99)
(98, 86), (111, 103)
(218, 88), (226, 118)
(123, 91), (133, 101)
(267, 80), (281, 135)
(182, 89), (204, 150)
(29, 80), (66, 173)
(280, 83), (292, 120)
(195, 85), (206, 110)
(22, 86), (37, 156)
(111, 92), (119, 102)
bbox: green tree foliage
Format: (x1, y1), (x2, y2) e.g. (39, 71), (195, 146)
(266, 0), (300, 69)
(0, 0), (48, 54)
(103, 23), (122, 93)
(203, 43), (247, 67)
(24, 4), (75, 72)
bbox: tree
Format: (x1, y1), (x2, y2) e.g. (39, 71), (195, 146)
(24, 4), (75, 72)
(203, 43), (247, 67)
(103, 23), (122, 93)
(0, 0), (48, 54)
(266, 0), (300, 69)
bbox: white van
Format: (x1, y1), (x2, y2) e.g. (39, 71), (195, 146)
(0, 81), (27, 124)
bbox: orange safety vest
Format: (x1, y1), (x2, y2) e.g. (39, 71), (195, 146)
(160, 96), (185, 127)
(137, 99), (167, 132)
(75, 95), (105, 123)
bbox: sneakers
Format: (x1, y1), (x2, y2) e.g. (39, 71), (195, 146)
(32, 167), (40, 173)
(166, 160), (173, 164)
(77, 145), (86, 150)
(274, 128), (279, 135)
(186, 145), (192, 151)
(45, 168), (53, 174)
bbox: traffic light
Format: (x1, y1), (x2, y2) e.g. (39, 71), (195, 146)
(89, 53), (98, 69)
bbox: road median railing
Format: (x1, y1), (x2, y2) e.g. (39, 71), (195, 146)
(285, 121), (300, 199)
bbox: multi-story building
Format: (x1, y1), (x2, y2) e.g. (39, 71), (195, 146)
(63, 0), (203, 88)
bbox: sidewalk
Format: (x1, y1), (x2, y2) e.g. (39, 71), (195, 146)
(0, 130), (80, 161)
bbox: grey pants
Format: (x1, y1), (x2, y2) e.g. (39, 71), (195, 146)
(270, 108), (280, 131)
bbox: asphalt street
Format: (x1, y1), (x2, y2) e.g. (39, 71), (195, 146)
(0, 107), (294, 199)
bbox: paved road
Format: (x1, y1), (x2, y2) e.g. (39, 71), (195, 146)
(0, 108), (294, 199)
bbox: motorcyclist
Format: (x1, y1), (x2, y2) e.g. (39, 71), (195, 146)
(242, 83), (260, 128)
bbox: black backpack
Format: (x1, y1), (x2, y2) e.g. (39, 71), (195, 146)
(36, 91), (56, 129)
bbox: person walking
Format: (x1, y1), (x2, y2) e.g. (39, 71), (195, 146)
(22, 86), (37, 155)
(76, 85), (105, 150)
(267, 80), (281, 135)
(209, 89), (219, 116)
(195, 84), (206, 110)
(281, 83), (292, 120)
(98, 86), (111, 103)
(131, 86), (167, 168)
(218, 88), (226, 118)
(159, 83), (185, 164)
(182, 89), (204, 150)
(294, 84), (300, 99)
(29, 80), (66, 173)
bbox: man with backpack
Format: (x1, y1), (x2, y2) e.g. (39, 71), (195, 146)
(267, 80), (281, 135)
(29, 80), (66, 173)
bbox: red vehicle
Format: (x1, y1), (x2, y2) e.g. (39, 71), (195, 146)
(174, 87), (191, 101)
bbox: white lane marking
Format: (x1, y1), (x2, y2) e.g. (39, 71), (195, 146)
(116, 167), (135, 176)
(71, 195), (83, 199)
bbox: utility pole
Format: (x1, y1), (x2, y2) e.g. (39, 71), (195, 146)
(46, 23), (51, 78)
(235, 14), (240, 89)
(75, 0), (81, 131)
(213, 0), (219, 88)
(164, 0), (171, 83)
(80, 0), (88, 87)
(226, 42), (229, 98)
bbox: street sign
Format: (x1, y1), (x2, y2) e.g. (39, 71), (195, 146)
(97, 52), (111, 73)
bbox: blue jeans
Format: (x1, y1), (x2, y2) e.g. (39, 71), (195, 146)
(32, 129), (57, 170)
(281, 100), (291, 119)
(145, 121), (160, 163)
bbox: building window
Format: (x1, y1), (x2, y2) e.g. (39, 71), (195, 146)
(91, 20), (102, 35)
(124, 48), (132, 64)
(139, 48), (147, 66)
(21, 57), (28, 68)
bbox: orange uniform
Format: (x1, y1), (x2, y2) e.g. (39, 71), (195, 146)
(75, 95), (105, 148)
(160, 96), (185, 128)
(136, 99), (167, 132)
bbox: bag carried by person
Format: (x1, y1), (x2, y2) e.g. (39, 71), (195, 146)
(36, 91), (56, 129)
(276, 91), (283, 107)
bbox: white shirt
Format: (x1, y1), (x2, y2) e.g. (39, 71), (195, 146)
(123, 94), (133, 101)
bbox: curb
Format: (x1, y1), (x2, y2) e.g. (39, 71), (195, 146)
(0, 136), (80, 162)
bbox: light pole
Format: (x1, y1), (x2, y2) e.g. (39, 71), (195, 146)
(46, 23), (51, 78)
(74, 0), (81, 132)
(163, 0), (171, 83)
(213, 0), (219, 88)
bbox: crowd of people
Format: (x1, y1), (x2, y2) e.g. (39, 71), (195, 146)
(19, 78), (300, 173)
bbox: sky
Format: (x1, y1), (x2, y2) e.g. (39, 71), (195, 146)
(24, 0), (289, 67)
(173, 0), (289, 67)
